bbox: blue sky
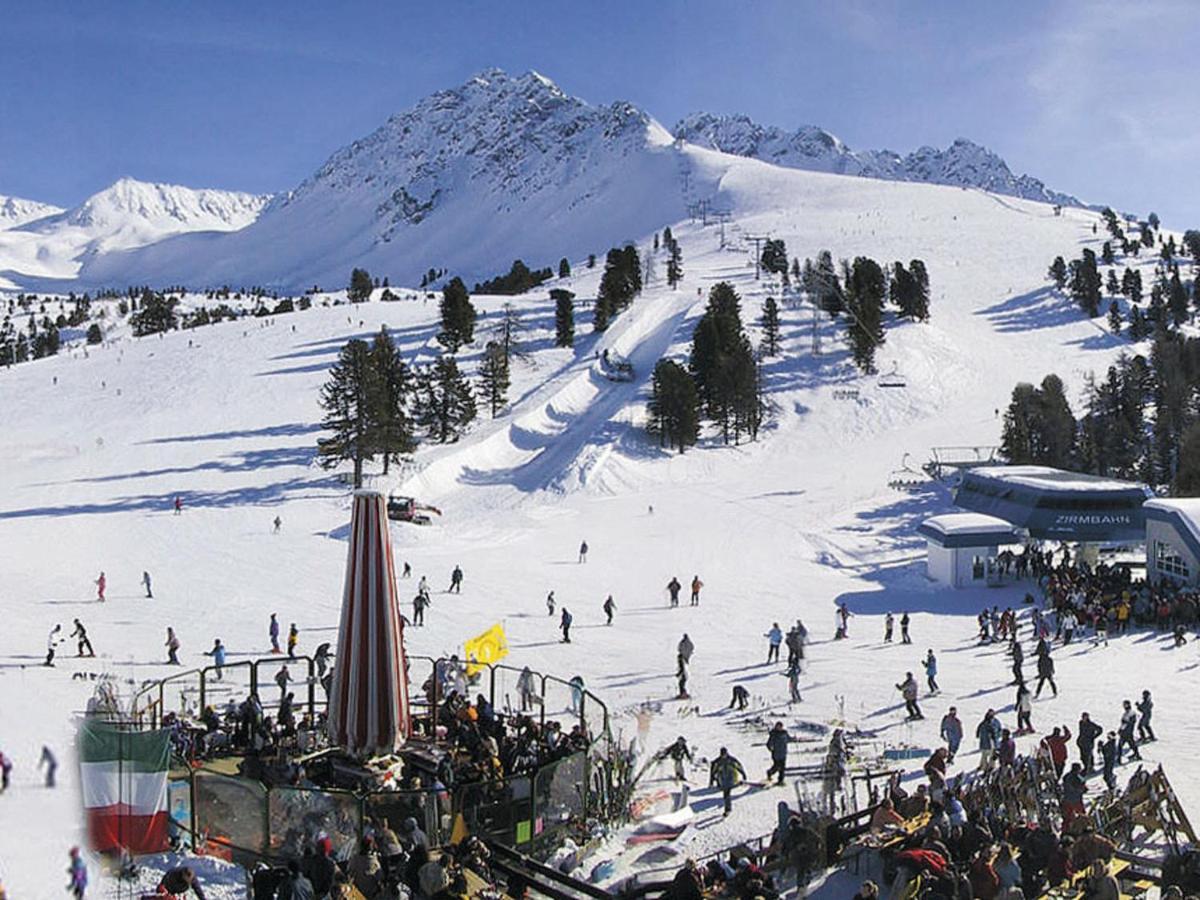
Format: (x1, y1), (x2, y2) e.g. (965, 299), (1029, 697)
(2, 0), (1198, 224)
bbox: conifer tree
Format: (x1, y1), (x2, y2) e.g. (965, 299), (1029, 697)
(1069, 250), (1102, 317)
(761, 296), (781, 356)
(1106, 270), (1120, 295)
(1173, 423), (1200, 496)
(1128, 304), (1148, 340)
(318, 339), (374, 488)
(496, 302), (528, 364)
(348, 268), (374, 303)
(666, 238), (683, 289)
(551, 288), (575, 348)
(844, 257), (886, 373)
(368, 327), (416, 475)
(558, 257), (571, 279)
(1048, 256), (1068, 290)
(437, 277), (477, 351)
(647, 359), (700, 453)
(86, 323), (103, 345)
(761, 239), (788, 275)
(477, 341), (511, 417)
(1101, 241), (1115, 266)
(1107, 300), (1122, 336)
(415, 356), (477, 443)
(1168, 269), (1189, 326)
(689, 282), (762, 443)
(909, 259), (931, 320)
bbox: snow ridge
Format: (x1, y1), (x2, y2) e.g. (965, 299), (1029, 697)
(0, 194), (64, 230)
(674, 113), (1081, 207)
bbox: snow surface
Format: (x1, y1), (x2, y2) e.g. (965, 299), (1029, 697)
(0, 194), (64, 231)
(0, 145), (1193, 897)
(919, 513), (1017, 536)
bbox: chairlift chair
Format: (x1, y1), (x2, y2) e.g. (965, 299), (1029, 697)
(887, 453), (926, 491)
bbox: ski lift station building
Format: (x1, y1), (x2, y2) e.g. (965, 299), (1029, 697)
(1144, 499), (1200, 587)
(920, 465), (1155, 588)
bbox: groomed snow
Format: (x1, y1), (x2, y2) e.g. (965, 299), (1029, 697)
(0, 156), (1194, 896)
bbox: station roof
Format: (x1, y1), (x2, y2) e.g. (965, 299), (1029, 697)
(918, 513), (1019, 548)
(1145, 498), (1200, 561)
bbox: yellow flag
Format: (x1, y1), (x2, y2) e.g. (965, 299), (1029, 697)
(464, 623), (508, 675)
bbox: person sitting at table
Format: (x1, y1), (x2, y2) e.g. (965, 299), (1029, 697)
(869, 797), (905, 833)
(1080, 859), (1119, 900)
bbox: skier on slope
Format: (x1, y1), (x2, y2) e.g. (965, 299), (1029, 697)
(677, 633), (695, 664)
(1136, 690), (1155, 743)
(448, 565), (464, 593)
(418, 575), (429, 597)
(900, 612), (912, 644)
(1077, 712), (1103, 774)
(546, 591), (555, 616)
(71, 619), (95, 658)
(0, 749), (12, 791)
(142, 571), (153, 598)
(786, 660), (802, 704)
(165, 627), (181, 665)
(765, 623), (783, 663)
(940, 706), (963, 762)
(603, 595), (616, 625)
(676, 654), (689, 699)
(835, 603), (852, 639)
(560, 608), (572, 643)
(204, 639), (226, 680)
(45, 624), (63, 667)
(578, 540), (589, 563)
(287, 623), (299, 659)
(766, 722), (791, 786)
(413, 592), (429, 626)
(923, 649), (939, 694)
(666, 577), (682, 608)
(94, 571), (106, 602)
(1118, 700), (1142, 762)
(896, 672), (922, 720)
(660, 736), (693, 781)
(313, 642), (332, 680)
(275, 665), (293, 699)
(269, 613), (281, 654)
(884, 612), (894, 643)
(67, 847), (87, 899)
(40, 745), (58, 787)
(690, 575), (703, 606)
(709, 748), (747, 817)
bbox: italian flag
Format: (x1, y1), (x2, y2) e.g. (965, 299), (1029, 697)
(78, 718), (171, 853)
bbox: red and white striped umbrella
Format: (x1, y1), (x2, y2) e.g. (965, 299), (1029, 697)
(327, 490), (410, 755)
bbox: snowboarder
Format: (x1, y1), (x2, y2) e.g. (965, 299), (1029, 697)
(676, 654), (689, 698)
(690, 575), (703, 606)
(923, 649), (939, 693)
(940, 707), (963, 762)
(900, 612), (912, 644)
(165, 627), (181, 665)
(45, 624), (63, 666)
(766, 722), (791, 785)
(204, 638), (226, 679)
(413, 592), (429, 626)
(560, 608), (572, 643)
(1077, 712), (1103, 774)
(709, 748), (747, 817)
(883, 612), (894, 643)
(142, 570), (153, 598)
(677, 633), (694, 664)
(1035, 649), (1057, 698)
(287, 623), (299, 659)
(786, 660), (802, 704)
(896, 672), (922, 720)
(666, 577), (682, 608)
(603, 595), (616, 625)
(449, 565), (463, 593)
(314, 642), (332, 680)
(730, 684), (750, 710)
(39, 745), (58, 787)
(546, 591), (555, 616)
(95, 571), (106, 602)
(275, 664), (293, 698)
(273, 515), (282, 533)
(663, 736), (693, 781)
(67, 847), (87, 899)
(269, 613), (281, 654)
(71, 619), (94, 657)
(1118, 700), (1142, 762)
(1136, 690), (1155, 743)
(578, 540), (588, 563)
(836, 602), (852, 639)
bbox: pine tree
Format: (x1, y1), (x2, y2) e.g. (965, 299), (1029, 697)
(1105, 270), (1120, 295)
(1128, 304), (1149, 340)
(666, 239), (683, 289)
(688, 282), (762, 443)
(437, 277), (477, 351)
(477, 341), (510, 417)
(587, 253), (596, 269)
(495, 303), (528, 364)
(1101, 241), (1115, 266)
(367, 327), (416, 475)
(415, 356), (477, 443)
(1048, 256), (1068, 290)
(663, 226), (673, 247)
(761, 239), (788, 275)
(551, 289), (575, 348)
(1182, 230), (1200, 265)
(909, 259), (931, 320)
(844, 257), (886, 373)
(558, 257), (571, 279)
(129, 289), (178, 337)
(1168, 269), (1189, 326)
(1068, 250), (1102, 317)
(348, 268), (373, 304)
(653, 232), (660, 252)
(1107, 300), (1122, 335)
(1173, 423), (1200, 496)
(86, 323), (103, 345)
(761, 297), (781, 356)
(812, 251), (845, 315)
(317, 339), (374, 488)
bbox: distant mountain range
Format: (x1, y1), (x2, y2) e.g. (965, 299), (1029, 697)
(0, 69), (1083, 292)
(672, 114), (1081, 208)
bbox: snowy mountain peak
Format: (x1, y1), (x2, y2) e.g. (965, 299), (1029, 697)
(0, 194), (63, 230)
(674, 113), (1080, 206)
(56, 177), (270, 231)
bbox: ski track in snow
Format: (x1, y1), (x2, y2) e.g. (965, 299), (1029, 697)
(0, 172), (1192, 896)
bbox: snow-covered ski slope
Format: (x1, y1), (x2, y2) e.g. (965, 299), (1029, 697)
(0, 159), (1188, 895)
